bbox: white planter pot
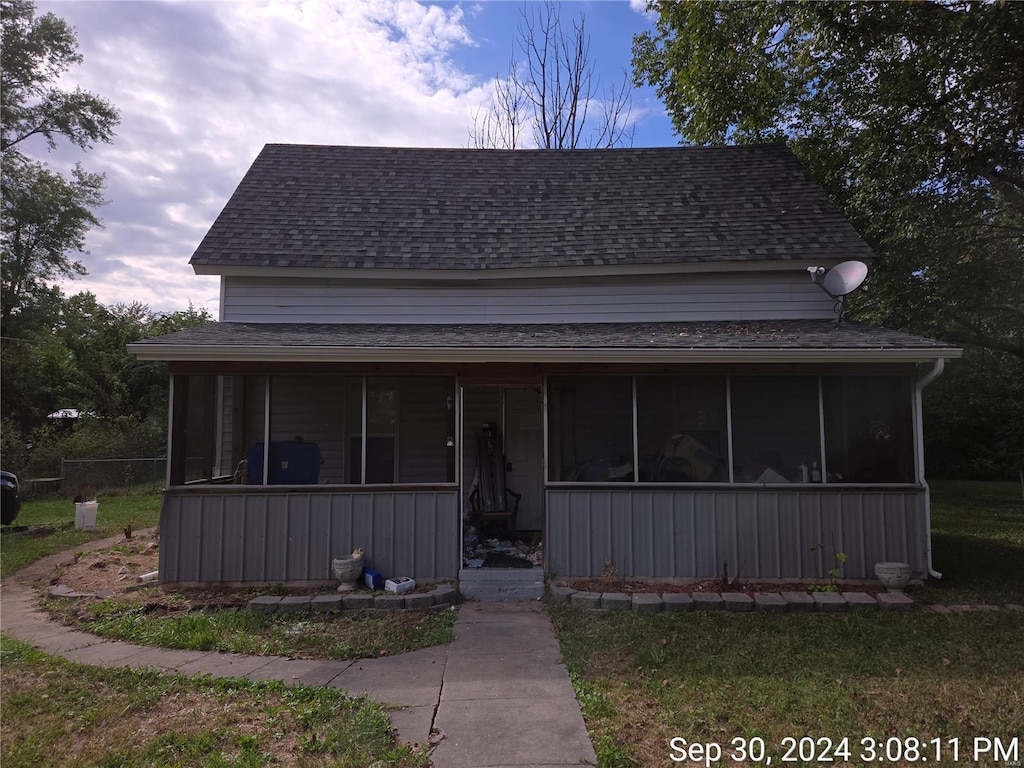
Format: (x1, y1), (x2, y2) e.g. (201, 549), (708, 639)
(875, 562), (911, 593)
(332, 554), (365, 591)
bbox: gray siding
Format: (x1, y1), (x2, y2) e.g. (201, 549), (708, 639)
(222, 273), (835, 324)
(546, 488), (927, 580)
(159, 489), (459, 583)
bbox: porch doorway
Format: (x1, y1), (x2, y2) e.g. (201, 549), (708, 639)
(461, 385), (544, 562)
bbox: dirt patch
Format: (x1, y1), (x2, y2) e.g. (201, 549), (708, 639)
(57, 531), (161, 596)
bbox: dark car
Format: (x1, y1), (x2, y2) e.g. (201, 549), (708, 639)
(1, 471), (21, 525)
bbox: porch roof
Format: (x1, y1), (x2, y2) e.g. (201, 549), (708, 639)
(129, 320), (960, 364)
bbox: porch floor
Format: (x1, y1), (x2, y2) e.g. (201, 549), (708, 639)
(459, 567), (544, 602)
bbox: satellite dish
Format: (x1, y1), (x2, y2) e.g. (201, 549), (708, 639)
(821, 260), (869, 298)
(807, 260), (869, 326)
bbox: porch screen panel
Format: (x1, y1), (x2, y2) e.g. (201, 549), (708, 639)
(395, 377), (456, 483)
(227, 376), (266, 484)
(730, 377), (820, 483)
(823, 376), (914, 483)
(268, 375), (355, 484)
(636, 376), (728, 482)
(547, 377), (633, 482)
(180, 374), (217, 482)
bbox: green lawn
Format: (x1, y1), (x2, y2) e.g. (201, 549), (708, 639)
(0, 488), (162, 578)
(922, 479), (1024, 604)
(550, 480), (1024, 767)
(0, 636), (429, 768)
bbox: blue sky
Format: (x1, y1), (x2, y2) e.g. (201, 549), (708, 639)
(27, 0), (678, 317)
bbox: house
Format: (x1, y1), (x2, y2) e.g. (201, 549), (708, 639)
(128, 143), (961, 588)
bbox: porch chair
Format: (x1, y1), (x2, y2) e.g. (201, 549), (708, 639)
(468, 423), (521, 539)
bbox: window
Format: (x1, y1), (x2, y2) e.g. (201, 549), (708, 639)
(730, 377), (821, 483)
(636, 376), (728, 482)
(170, 374), (455, 486)
(547, 377), (633, 481)
(823, 376), (914, 483)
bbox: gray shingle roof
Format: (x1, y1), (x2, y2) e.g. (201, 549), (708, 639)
(134, 320), (953, 353)
(190, 144), (875, 272)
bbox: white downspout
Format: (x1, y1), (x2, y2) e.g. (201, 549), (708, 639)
(916, 357), (945, 579)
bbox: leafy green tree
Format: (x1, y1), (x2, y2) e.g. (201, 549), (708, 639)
(633, 0), (1024, 478)
(1, 0), (119, 336)
(632, 0), (1023, 357)
(0, 0), (118, 153)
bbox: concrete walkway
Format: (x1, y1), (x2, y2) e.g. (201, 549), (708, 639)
(0, 537), (596, 767)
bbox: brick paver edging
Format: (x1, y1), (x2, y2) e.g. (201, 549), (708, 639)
(244, 585), (458, 614)
(548, 586), (918, 613)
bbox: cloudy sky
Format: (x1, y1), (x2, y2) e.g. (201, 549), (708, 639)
(29, 0), (676, 317)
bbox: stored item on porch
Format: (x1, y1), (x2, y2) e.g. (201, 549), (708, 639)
(385, 576), (416, 594)
(363, 568), (384, 591)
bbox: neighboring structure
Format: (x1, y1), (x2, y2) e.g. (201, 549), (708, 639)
(129, 144), (960, 587)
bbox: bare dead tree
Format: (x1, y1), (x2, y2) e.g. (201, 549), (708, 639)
(469, 1), (634, 149)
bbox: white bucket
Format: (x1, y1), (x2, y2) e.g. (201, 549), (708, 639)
(75, 501), (98, 530)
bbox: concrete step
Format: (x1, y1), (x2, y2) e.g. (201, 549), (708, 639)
(459, 567), (544, 601)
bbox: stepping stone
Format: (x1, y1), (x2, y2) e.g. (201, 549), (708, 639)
(278, 596), (311, 613)
(754, 593), (787, 612)
(662, 593), (694, 612)
(548, 585), (574, 604)
(722, 593), (754, 612)
(812, 592), (848, 612)
(631, 593), (663, 612)
(569, 591), (601, 609)
(342, 593), (375, 610)
(928, 604), (952, 614)
(48, 585), (92, 599)
(1005, 604), (1024, 613)
(877, 592), (915, 611)
(431, 585), (457, 606)
(374, 594), (405, 611)
(601, 593), (631, 611)
(841, 592), (878, 612)
(781, 591), (815, 612)
(404, 592), (435, 610)
(310, 595), (342, 613)
(692, 593), (724, 611)
(247, 596), (281, 614)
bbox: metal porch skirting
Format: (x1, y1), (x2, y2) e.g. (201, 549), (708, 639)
(159, 489), (459, 584)
(545, 487), (928, 580)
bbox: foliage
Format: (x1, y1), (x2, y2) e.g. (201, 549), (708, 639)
(632, 0), (1024, 478)
(924, 348), (1024, 479)
(1, 0), (120, 337)
(469, 0), (633, 149)
(0, 0), (119, 153)
(0, 155), (104, 332)
(1, 299), (212, 471)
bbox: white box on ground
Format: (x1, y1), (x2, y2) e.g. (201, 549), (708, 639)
(75, 500), (98, 530)
(384, 577), (415, 594)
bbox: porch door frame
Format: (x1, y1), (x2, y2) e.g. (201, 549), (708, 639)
(458, 374), (546, 558)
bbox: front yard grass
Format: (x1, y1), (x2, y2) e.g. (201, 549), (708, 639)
(0, 488), (162, 579)
(0, 636), (429, 768)
(551, 480), (1024, 767)
(44, 591), (457, 660)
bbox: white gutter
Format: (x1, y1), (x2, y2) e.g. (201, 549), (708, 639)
(916, 357), (946, 579)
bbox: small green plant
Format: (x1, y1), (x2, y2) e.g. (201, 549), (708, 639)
(601, 560), (624, 588)
(808, 545), (847, 591)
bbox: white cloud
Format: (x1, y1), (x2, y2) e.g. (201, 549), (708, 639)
(30, 0), (491, 317)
